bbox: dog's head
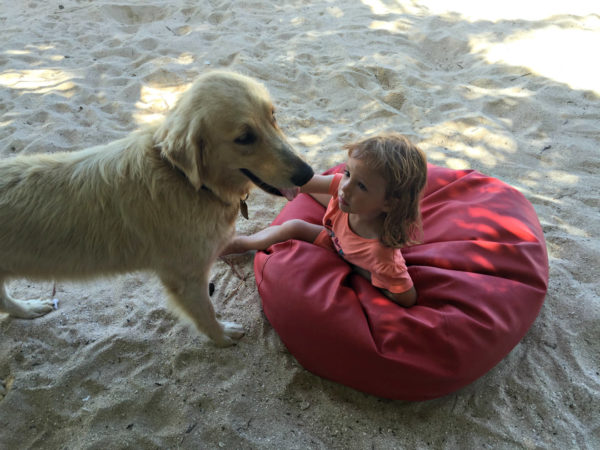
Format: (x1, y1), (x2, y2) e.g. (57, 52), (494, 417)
(154, 71), (313, 200)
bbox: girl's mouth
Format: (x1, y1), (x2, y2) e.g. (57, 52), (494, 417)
(339, 196), (349, 207)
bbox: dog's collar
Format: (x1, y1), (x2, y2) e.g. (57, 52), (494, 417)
(155, 145), (249, 219)
(201, 185), (250, 220)
(200, 184), (250, 219)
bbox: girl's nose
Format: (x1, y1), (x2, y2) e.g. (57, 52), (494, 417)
(340, 180), (349, 196)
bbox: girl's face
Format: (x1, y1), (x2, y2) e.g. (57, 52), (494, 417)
(338, 156), (390, 219)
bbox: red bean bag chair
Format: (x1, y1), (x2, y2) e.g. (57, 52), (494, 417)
(254, 164), (548, 400)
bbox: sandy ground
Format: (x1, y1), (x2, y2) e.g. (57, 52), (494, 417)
(1, 1), (599, 448)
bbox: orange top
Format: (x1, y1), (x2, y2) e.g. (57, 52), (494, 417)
(313, 173), (413, 294)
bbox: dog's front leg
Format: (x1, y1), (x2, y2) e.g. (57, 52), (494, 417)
(0, 280), (54, 319)
(160, 273), (244, 347)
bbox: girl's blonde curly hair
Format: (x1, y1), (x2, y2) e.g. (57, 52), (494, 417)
(345, 133), (427, 248)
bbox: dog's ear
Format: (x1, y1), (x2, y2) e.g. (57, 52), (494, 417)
(154, 114), (206, 190)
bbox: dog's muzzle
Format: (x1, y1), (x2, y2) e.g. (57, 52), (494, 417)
(240, 162), (314, 197)
(290, 162), (314, 187)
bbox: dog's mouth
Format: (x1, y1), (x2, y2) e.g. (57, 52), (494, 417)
(240, 169), (283, 196)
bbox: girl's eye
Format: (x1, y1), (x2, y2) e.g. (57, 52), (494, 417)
(358, 182), (368, 192)
(343, 169), (350, 177)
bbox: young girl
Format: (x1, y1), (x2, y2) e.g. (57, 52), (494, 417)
(222, 133), (428, 307)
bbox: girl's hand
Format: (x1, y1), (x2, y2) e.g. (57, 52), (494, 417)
(279, 186), (301, 201)
(279, 174), (334, 201)
(353, 265), (417, 308)
(383, 287), (417, 308)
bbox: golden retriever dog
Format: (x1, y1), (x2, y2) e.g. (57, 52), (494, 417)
(0, 70), (313, 346)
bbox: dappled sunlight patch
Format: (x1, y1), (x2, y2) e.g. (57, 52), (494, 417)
(133, 83), (189, 125)
(444, 157), (470, 170)
(461, 142), (504, 162)
(0, 69), (77, 96)
(417, 0), (596, 21)
(467, 206), (538, 242)
(461, 85), (534, 102)
(420, 142), (472, 169)
(5, 44), (56, 54)
(453, 217), (501, 240)
(326, 6), (344, 18)
(5, 50), (31, 56)
(297, 132), (327, 147)
(547, 170), (579, 185)
(468, 252), (496, 272)
(421, 119), (517, 169)
(175, 53), (195, 65)
(361, 0), (399, 16)
(293, 128), (337, 161)
(471, 27), (600, 93)
(369, 19), (410, 33)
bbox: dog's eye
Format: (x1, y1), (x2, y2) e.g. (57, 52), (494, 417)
(235, 130), (257, 146)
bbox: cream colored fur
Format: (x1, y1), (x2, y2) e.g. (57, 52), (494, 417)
(0, 70), (313, 346)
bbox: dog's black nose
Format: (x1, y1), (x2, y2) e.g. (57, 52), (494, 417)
(291, 162), (314, 186)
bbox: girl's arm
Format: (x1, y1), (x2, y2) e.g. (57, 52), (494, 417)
(280, 174), (333, 206)
(299, 174), (334, 195)
(301, 174), (334, 207)
(382, 286), (417, 308)
(353, 266), (417, 308)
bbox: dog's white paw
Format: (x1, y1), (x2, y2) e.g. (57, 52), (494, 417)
(213, 321), (245, 347)
(223, 321), (244, 339)
(7, 298), (55, 319)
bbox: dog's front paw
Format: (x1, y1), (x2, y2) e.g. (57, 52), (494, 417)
(223, 321), (244, 339)
(213, 321), (245, 347)
(6, 298), (55, 319)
